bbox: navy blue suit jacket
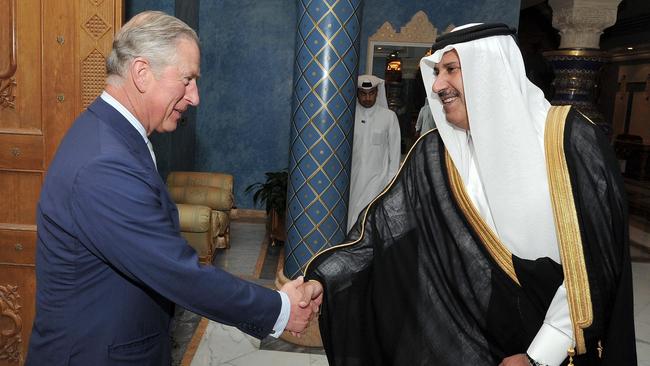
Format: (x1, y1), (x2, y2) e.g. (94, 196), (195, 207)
(26, 98), (281, 365)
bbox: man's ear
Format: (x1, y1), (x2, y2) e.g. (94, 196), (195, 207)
(130, 57), (151, 93)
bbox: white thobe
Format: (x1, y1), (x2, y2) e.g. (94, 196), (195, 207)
(347, 103), (401, 231)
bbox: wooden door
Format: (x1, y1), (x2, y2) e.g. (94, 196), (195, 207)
(0, 0), (122, 363)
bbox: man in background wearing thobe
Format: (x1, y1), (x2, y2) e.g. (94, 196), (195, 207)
(347, 74), (401, 232)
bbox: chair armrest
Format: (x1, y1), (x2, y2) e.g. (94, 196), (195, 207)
(176, 203), (211, 232)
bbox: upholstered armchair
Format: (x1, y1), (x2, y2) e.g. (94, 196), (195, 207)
(167, 171), (234, 264)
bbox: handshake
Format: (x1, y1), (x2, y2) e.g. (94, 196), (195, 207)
(280, 277), (324, 336)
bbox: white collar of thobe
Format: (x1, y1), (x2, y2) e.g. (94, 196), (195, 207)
(356, 102), (379, 119)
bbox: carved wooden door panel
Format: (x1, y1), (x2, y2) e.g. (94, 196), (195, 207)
(0, 0), (122, 364)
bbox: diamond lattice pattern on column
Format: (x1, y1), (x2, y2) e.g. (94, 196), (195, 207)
(285, 0), (361, 278)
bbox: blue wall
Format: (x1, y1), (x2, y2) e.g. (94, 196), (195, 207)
(195, 0), (296, 209)
(125, 0), (520, 209)
(125, 0), (174, 19)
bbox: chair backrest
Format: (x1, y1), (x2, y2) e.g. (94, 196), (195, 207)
(168, 186), (233, 211)
(167, 171), (234, 193)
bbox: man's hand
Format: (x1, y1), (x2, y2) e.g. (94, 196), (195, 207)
(280, 276), (319, 335)
(499, 354), (530, 366)
(298, 279), (323, 313)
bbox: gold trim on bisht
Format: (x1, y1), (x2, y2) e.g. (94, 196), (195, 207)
(445, 154), (520, 286)
(544, 105), (592, 355)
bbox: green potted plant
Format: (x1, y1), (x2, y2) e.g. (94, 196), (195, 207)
(245, 170), (288, 244)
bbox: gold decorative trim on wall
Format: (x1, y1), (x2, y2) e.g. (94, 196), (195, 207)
(365, 11), (454, 75)
(89, 0), (105, 6)
(81, 49), (106, 108)
(0, 284), (23, 363)
(368, 11), (439, 44)
(0, 0), (17, 109)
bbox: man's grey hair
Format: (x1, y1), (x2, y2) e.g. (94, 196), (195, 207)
(106, 11), (199, 82)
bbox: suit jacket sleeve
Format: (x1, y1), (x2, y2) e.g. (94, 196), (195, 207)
(69, 154), (281, 339)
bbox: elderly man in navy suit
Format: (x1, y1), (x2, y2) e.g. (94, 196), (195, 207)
(26, 11), (320, 365)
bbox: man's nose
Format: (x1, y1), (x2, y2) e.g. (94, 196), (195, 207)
(186, 80), (200, 106)
(432, 77), (446, 94)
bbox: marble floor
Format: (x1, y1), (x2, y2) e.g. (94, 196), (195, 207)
(172, 219), (328, 366)
(177, 214), (650, 366)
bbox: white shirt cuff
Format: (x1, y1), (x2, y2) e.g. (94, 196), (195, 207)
(269, 290), (290, 338)
(527, 323), (573, 366)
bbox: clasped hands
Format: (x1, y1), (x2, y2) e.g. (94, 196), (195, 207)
(280, 276), (324, 336)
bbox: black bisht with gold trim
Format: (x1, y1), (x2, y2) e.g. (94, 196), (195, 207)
(305, 108), (636, 365)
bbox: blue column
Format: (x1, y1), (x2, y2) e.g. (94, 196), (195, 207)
(284, 0), (362, 279)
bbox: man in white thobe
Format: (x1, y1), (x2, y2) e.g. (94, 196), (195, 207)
(347, 74), (401, 232)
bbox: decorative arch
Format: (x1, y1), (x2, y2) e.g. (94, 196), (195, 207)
(366, 11), (453, 73)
